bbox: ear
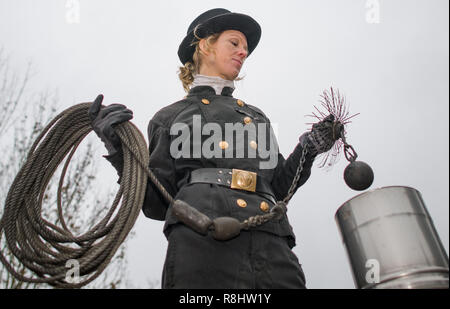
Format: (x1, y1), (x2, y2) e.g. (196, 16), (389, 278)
(199, 38), (210, 56)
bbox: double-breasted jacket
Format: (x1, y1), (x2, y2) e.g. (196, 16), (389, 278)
(141, 85), (315, 248)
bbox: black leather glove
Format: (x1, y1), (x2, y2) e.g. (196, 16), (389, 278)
(88, 94), (133, 179)
(88, 94), (133, 155)
(300, 114), (343, 156)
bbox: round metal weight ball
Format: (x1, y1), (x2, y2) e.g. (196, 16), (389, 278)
(344, 161), (374, 191)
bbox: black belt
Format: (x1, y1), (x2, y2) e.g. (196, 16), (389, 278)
(189, 168), (277, 204)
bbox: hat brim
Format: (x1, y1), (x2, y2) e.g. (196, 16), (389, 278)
(178, 12), (261, 65)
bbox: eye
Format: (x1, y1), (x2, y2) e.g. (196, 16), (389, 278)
(230, 40), (238, 47)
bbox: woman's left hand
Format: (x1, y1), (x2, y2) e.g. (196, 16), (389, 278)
(301, 114), (342, 156)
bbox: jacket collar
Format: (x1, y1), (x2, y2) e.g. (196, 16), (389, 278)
(187, 85), (235, 97)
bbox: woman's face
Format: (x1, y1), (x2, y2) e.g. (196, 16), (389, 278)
(199, 30), (249, 80)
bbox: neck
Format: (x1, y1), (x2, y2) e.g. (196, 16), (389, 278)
(191, 74), (235, 95)
(199, 66), (233, 81)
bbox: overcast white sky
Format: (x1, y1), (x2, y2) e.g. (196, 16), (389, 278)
(0, 0), (448, 289)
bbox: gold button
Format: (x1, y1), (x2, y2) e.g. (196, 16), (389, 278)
(201, 98), (210, 105)
(236, 199), (247, 208)
(249, 140), (258, 149)
(219, 141), (229, 149)
(260, 201), (270, 212)
(236, 99), (244, 107)
(243, 116), (252, 124)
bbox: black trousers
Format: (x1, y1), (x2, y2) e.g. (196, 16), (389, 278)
(161, 224), (306, 289)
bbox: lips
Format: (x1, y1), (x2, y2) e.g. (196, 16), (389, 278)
(232, 59), (242, 66)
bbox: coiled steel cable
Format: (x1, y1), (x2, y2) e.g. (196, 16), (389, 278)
(0, 102), (155, 288)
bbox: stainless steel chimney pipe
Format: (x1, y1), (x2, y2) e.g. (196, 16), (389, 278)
(335, 186), (448, 289)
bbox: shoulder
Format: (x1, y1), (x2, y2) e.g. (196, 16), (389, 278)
(149, 97), (194, 130)
(245, 103), (270, 121)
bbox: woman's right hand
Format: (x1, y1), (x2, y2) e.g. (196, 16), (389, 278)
(88, 94), (133, 155)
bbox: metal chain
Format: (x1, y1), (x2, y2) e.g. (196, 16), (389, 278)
(283, 145), (309, 205)
(241, 214), (272, 230)
(239, 144), (310, 230)
(341, 134), (358, 163)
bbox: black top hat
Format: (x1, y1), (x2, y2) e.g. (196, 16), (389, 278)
(178, 8), (262, 65)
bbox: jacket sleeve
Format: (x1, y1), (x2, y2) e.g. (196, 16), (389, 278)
(141, 120), (178, 220)
(271, 132), (317, 201)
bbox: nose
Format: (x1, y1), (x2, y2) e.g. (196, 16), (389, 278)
(238, 47), (248, 60)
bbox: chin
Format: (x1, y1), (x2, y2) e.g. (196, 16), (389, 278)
(222, 74), (237, 81)
(222, 65), (240, 80)
(226, 70), (240, 81)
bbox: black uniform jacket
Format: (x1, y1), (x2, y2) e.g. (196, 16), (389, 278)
(142, 85), (315, 248)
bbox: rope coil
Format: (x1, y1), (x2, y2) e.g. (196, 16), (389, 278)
(0, 103), (149, 288)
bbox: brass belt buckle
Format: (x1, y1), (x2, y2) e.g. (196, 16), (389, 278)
(231, 169), (257, 192)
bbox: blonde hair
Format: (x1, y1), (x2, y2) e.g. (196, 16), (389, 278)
(178, 27), (244, 93)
